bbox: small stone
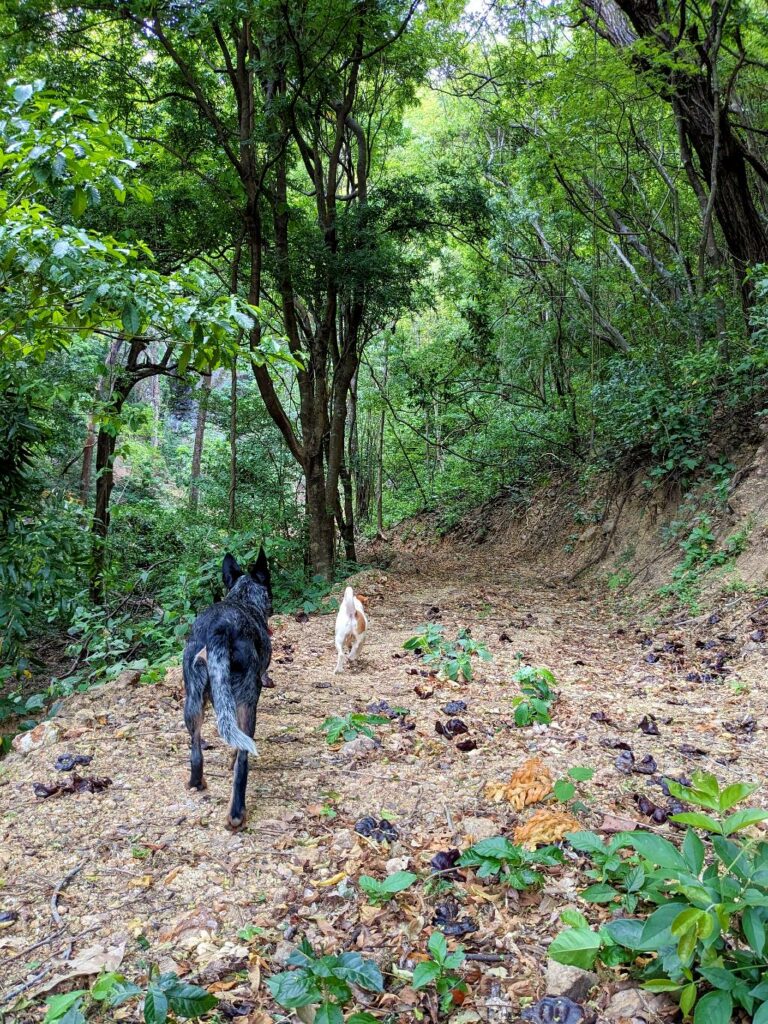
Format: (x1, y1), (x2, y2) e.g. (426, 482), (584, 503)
(460, 816), (498, 842)
(604, 987), (674, 1021)
(272, 940), (296, 967)
(332, 830), (355, 852)
(339, 736), (378, 759)
(386, 856), (410, 873)
(545, 960), (597, 1003)
(113, 725), (135, 740)
(12, 721), (61, 754)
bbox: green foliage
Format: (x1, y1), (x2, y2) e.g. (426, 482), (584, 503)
(403, 623), (491, 681)
(358, 870), (419, 906)
(320, 713), (390, 745)
(411, 931), (467, 1016)
(41, 969), (215, 1024)
(511, 665), (557, 726)
(266, 938), (383, 1024)
(553, 766), (595, 805)
(660, 516), (751, 609)
(550, 774), (768, 1019)
(458, 836), (564, 888)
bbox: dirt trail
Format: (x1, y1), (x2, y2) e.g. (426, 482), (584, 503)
(1, 547), (766, 1018)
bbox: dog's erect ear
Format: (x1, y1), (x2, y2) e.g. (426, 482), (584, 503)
(248, 546), (270, 582)
(222, 553), (243, 591)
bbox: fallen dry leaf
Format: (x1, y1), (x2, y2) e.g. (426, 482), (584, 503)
(31, 939), (127, 997)
(316, 871), (346, 887)
(513, 809), (581, 849)
(485, 757), (553, 810)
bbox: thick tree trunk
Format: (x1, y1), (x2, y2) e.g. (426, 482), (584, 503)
(305, 451), (335, 577)
(189, 372), (212, 511)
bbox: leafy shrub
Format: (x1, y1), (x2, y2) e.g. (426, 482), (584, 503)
(553, 766), (595, 805)
(403, 623), (491, 681)
(412, 931), (467, 1015)
(320, 712), (389, 745)
(42, 968), (216, 1024)
(511, 665), (556, 725)
(358, 870), (418, 905)
(267, 937), (383, 1024)
(660, 515), (751, 609)
(458, 835), (563, 888)
(551, 773), (768, 1021)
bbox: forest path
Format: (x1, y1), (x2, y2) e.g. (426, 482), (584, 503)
(1, 547), (763, 1016)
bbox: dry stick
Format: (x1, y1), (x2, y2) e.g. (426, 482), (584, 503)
(0, 926), (101, 1008)
(51, 860), (87, 962)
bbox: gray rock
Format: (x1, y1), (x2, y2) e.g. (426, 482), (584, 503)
(339, 735), (378, 759)
(604, 987), (674, 1021)
(545, 960), (598, 1003)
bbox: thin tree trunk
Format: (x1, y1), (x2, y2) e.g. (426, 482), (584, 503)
(376, 341), (389, 537)
(229, 359), (237, 530)
(90, 379), (131, 604)
(150, 372), (161, 448)
(189, 372), (212, 511)
(80, 413), (97, 504)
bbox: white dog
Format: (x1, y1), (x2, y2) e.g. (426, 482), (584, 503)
(334, 586), (368, 673)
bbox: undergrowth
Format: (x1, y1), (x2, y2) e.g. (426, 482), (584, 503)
(551, 772), (768, 1023)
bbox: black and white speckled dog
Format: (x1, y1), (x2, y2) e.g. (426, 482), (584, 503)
(182, 550), (272, 830)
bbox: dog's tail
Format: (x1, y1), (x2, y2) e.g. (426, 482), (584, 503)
(207, 632), (259, 756)
(343, 586), (356, 615)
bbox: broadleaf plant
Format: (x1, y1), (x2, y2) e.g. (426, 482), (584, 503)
(549, 774), (768, 1020)
(267, 938), (383, 1023)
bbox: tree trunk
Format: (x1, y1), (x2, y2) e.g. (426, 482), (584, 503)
(80, 413), (96, 505)
(150, 371), (161, 448)
(339, 462), (357, 562)
(375, 339), (389, 537)
(305, 450), (335, 577)
(189, 372), (212, 511)
(90, 383), (130, 604)
(229, 360), (237, 530)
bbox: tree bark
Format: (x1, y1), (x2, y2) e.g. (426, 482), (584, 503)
(80, 413), (97, 505)
(189, 371), (212, 511)
(229, 359), (237, 530)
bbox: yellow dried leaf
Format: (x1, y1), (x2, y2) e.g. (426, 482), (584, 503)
(248, 959), (261, 993)
(316, 871), (346, 887)
(513, 809), (580, 850)
(484, 757), (553, 811)
(128, 874), (153, 889)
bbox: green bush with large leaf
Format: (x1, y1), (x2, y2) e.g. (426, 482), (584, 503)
(550, 773), (768, 1022)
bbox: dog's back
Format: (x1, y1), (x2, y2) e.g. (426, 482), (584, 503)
(183, 590), (271, 753)
(182, 550), (272, 830)
(334, 586), (368, 672)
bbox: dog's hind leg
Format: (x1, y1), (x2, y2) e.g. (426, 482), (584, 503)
(184, 693), (207, 792)
(227, 703), (256, 831)
(334, 641), (345, 674)
(349, 635), (365, 665)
